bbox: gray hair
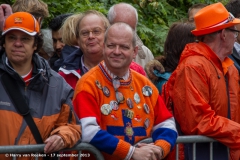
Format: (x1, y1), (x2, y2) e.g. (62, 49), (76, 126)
(41, 29), (54, 57)
(107, 3), (138, 29)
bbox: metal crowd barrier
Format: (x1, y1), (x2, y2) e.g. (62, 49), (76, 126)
(136, 135), (229, 160)
(0, 135), (228, 160)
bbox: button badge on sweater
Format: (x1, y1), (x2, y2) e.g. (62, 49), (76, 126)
(116, 91), (125, 104)
(124, 109), (134, 119)
(127, 98), (133, 109)
(102, 86), (110, 97)
(144, 118), (150, 129)
(142, 86), (152, 96)
(134, 93), (140, 104)
(101, 104), (112, 115)
(95, 80), (102, 90)
(143, 103), (150, 114)
(110, 100), (119, 111)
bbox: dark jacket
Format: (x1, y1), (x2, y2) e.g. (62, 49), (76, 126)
(49, 45), (78, 72)
(0, 53), (81, 160)
(229, 46), (240, 75)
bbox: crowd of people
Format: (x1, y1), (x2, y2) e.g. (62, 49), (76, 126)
(0, 0), (240, 160)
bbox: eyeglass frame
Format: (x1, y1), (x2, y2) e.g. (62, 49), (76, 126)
(225, 28), (240, 38)
(79, 27), (105, 38)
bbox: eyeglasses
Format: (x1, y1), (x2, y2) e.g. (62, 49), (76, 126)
(226, 28), (240, 38)
(112, 78), (125, 104)
(80, 28), (104, 37)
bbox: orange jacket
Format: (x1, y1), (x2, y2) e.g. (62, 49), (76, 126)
(162, 42), (240, 160)
(0, 53), (81, 160)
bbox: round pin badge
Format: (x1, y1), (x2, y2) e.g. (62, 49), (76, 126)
(142, 86), (153, 96)
(95, 80), (102, 90)
(101, 104), (112, 115)
(110, 100), (119, 111)
(134, 93), (140, 104)
(116, 91), (125, 103)
(127, 98), (133, 109)
(144, 118), (150, 129)
(102, 86), (110, 97)
(143, 103), (150, 114)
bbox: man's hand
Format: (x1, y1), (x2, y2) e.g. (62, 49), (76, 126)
(0, 4), (12, 31)
(132, 143), (163, 160)
(44, 135), (65, 153)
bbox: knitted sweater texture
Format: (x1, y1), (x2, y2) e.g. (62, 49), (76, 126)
(73, 62), (177, 160)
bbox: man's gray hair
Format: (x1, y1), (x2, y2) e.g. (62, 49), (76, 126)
(107, 3), (138, 28)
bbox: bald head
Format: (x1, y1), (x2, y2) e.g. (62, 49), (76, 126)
(108, 3), (138, 30)
(104, 22), (136, 47)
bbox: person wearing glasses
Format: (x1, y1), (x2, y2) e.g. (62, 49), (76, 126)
(73, 22), (177, 160)
(226, 0), (240, 75)
(163, 2), (240, 160)
(58, 10), (146, 89)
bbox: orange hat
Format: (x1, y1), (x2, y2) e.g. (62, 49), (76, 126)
(2, 12), (40, 36)
(191, 2), (240, 36)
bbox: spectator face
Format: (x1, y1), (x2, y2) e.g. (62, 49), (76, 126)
(78, 13), (105, 55)
(4, 30), (36, 66)
(104, 24), (137, 75)
(52, 30), (64, 57)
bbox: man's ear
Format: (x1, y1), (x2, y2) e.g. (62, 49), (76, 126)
(220, 29), (226, 41)
(133, 45), (138, 59)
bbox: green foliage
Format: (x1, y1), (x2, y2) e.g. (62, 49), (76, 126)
(1, 0), (230, 56)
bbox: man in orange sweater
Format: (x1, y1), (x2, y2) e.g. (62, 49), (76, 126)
(73, 22), (177, 160)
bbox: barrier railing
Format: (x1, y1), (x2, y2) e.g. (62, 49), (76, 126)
(0, 136), (228, 160)
(136, 135), (229, 160)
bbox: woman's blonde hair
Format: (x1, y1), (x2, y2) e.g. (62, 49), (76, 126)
(60, 13), (82, 46)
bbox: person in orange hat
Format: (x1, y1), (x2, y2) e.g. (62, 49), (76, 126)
(162, 2), (240, 160)
(0, 12), (81, 159)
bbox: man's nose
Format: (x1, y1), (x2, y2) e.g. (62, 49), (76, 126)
(114, 46), (121, 54)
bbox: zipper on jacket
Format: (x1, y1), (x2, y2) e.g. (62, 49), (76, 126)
(225, 75), (231, 119)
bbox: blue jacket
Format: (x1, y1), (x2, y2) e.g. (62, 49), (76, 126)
(153, 70), (171, 94)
